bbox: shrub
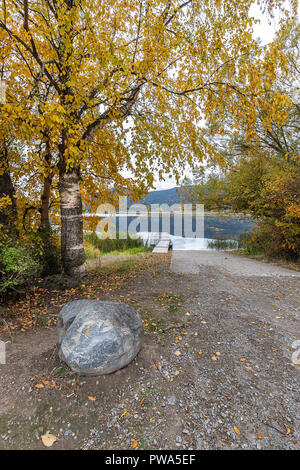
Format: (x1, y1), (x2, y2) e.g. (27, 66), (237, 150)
(0, 242), (42, 299)
(239, 221), (300, 261)
(29, 230), (61, 276)
(0, 230), (61, 300)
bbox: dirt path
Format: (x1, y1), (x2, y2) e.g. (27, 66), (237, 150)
(0, 251), (299, 450)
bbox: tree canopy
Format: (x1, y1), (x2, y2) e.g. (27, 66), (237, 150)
(0, 0), (298, 275)
(182, 21), (300, 258)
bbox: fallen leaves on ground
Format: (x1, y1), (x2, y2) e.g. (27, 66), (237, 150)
(132, 440), (138, 449)
(35, 383), (44, 389)
(0, 253), (167, 335)
(41, 433), (57, 447)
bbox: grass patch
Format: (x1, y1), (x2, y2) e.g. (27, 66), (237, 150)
(52, 366), (68, 377)
(153, 292), (184, 315)
(102, 246), (152, 256)
(84, 244), (102, 260)
(98, 259), (139, 276)
(139, 309), (165, 332)
(84, 231), (152, 260)
(207, 238), (239, 250)
(84, 231), (147, 255)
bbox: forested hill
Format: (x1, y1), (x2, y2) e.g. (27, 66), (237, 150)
(144, 187), (184, 206)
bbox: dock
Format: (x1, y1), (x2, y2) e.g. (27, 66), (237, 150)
(152, 232), (172, 254)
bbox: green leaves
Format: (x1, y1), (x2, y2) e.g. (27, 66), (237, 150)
(53, 366), (67, 377)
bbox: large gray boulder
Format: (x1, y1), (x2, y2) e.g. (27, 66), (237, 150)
(57, 300), (144, 375)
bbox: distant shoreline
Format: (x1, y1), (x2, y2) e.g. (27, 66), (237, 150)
(84, 211), (253, 218)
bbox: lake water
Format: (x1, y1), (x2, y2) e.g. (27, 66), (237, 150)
(96, 213), (255, 251)
(139, 233), (238, 250)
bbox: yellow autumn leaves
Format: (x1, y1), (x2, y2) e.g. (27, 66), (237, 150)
(1, 0), (294, 186)
(0, 0), (297, 274)
(41, 433), (57, 448)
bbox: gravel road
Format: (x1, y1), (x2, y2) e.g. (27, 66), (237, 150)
(0, 251), (299, 450)
(171, 250), (300, 277)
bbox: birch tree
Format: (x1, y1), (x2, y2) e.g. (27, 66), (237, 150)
(0, 0), (296, 276)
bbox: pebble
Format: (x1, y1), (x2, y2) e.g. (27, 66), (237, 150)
(168, 396), (176, 405)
